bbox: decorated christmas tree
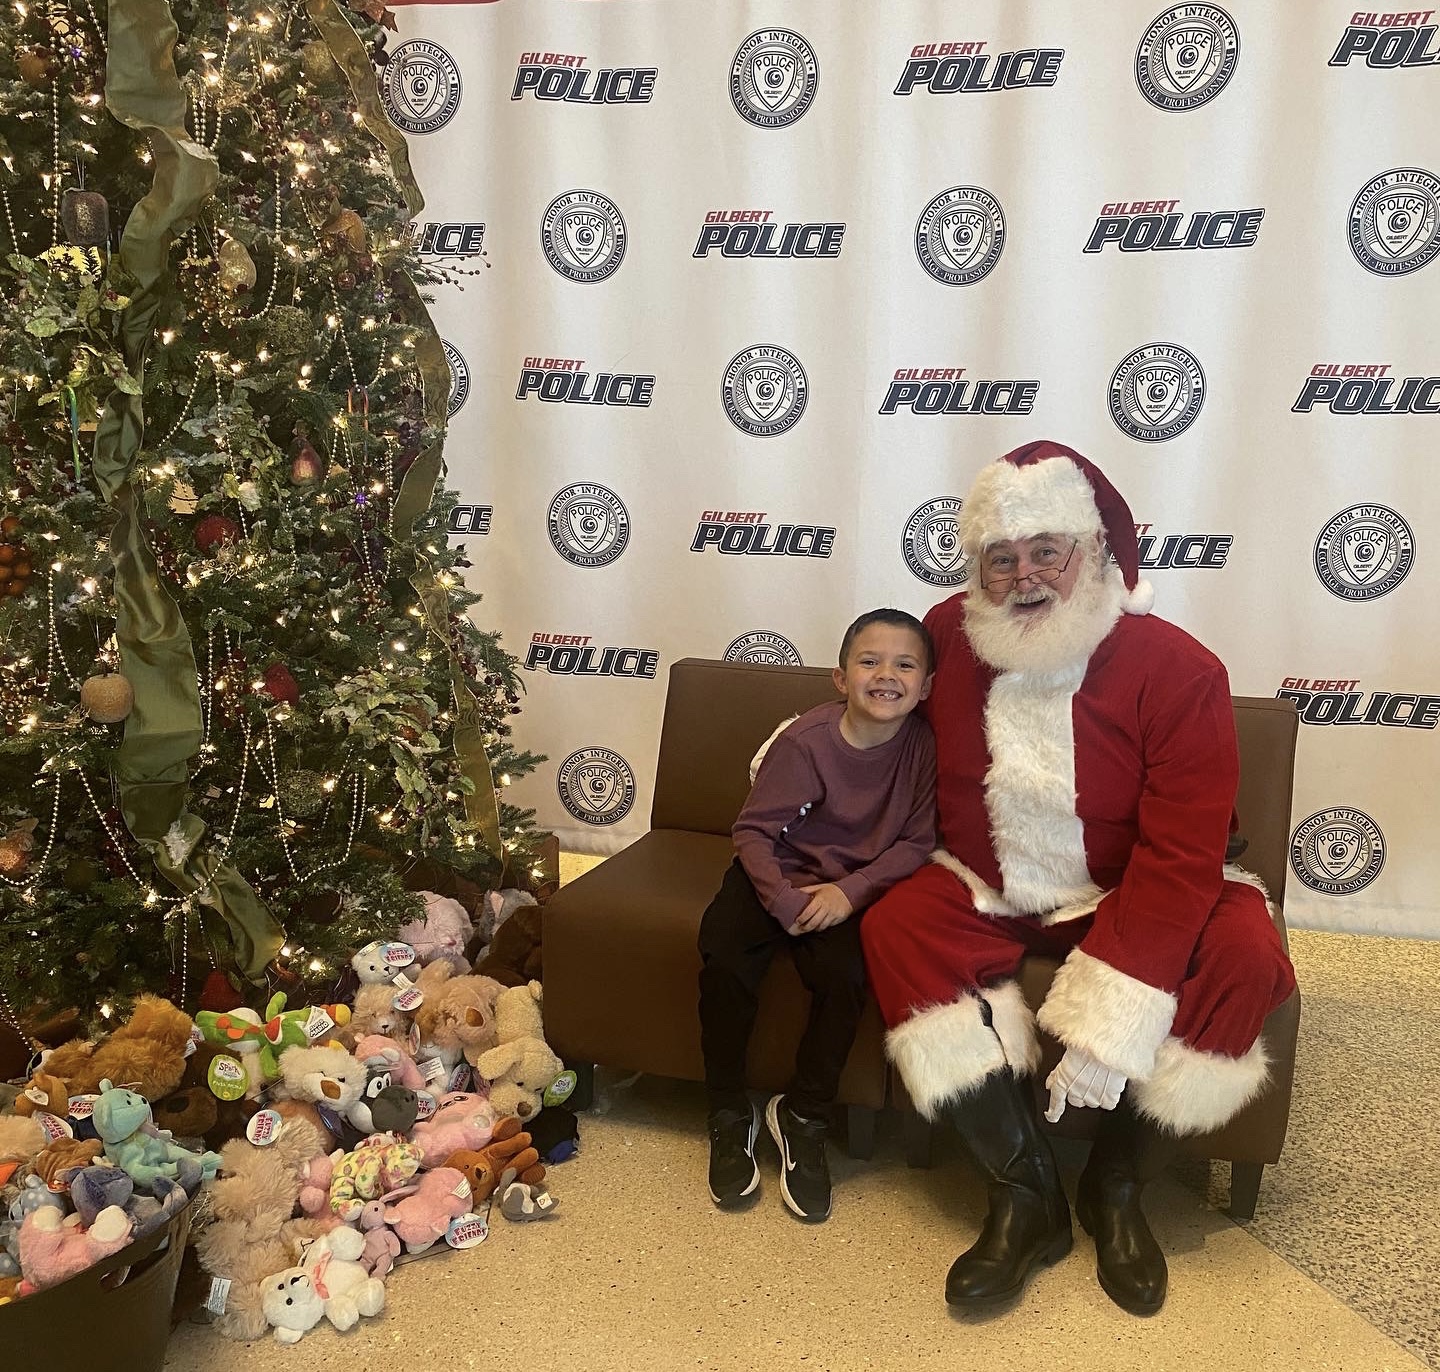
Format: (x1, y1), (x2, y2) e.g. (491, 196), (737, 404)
(0, 0), (541, 1026)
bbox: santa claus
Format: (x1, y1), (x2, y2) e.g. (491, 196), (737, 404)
(862, 440), (1295, 1315)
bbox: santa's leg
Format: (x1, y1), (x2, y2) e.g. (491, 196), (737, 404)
(1081, 880), (1297, 1315)
(863, 864), (1074, 1305)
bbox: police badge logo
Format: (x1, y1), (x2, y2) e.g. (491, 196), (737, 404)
(1290, 807), (1386, 896)
(443, 340), (470, 417)
(557, 747), (637, 826)
(1135, 5), (1239, 111)
(914, 187), (1006, 286)
(546, 483), (631, 568)
(730, 29), (819, 128)
(1108, 343), (1206, 442)
(902, 498), (969, 587)
(541, 190), (627, 283)
(721, 345), (809, 436)
(381, 40), (463, 135)
(724, 631), (804, 667)
(1347, 168), (1440, 277)
(1313, 504), (1415, 601)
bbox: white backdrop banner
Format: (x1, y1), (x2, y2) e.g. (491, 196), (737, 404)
(383, 0), (1440, 938)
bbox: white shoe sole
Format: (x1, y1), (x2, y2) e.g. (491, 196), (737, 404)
(766, 1095), (831, 1222)
(709, 1104), (760, 1207)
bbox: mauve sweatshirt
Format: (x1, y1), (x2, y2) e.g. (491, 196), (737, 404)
(732, 702), (937, 929)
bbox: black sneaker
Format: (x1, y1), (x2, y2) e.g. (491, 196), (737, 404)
(765, 1094), (832, 1221)
(707, 1101), (760, 1208)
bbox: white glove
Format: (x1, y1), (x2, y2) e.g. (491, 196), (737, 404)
(1044, 1046), (1128, 1123)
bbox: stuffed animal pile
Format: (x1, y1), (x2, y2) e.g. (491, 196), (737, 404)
(0, 997), (220, 1302)
(0, 888), (576, 1337)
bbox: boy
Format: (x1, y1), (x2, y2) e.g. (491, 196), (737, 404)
(697, 609), (937, 1220)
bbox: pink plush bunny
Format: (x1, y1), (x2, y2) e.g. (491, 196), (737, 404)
(19, 1204), (134, 1290)
(409, 1092), (496, 1168)
(382, 1168), (472, 1253)
(357, 1199), (403, 1278)
(397, 891), (474, 974)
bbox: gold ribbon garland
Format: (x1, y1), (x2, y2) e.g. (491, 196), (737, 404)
(309, 0), (507, 873)
(94, 0), (285, 980)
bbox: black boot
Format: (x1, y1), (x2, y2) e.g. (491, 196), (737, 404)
(941, 1068), (1072, 1306)
(1075, 1096), (1175, 1315)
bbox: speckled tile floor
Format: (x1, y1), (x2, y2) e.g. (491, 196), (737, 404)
(161, 859), (1440, 1371)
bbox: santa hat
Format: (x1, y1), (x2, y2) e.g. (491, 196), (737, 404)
(958, 439), (1154, 616)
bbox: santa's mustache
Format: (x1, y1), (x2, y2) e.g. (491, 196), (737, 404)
(1002, 583), (1060, 610)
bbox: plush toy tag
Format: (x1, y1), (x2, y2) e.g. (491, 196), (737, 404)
(23, 1085), (50, 1106)
(205, 1276), (231, 1316)
(35, 1111), (73, 1142)
(391, 971), (417, 995)
(544, 1071), (578, 1108)
(447, 1063), (473, 1094)
(413, 1090), (438, 1122)
(67, 1094), (99, 1120)
(185, 1023), (202, 1058)
(246, 1109), (285, 1146)
(446, 1208), (489, 1249)
(407, 1023), (422, 1056)
(392, 986), (424, 1013)
(452, 1175), (473, 1201)
(305, 1005), (336, 1040)
(208, 1054), (248, 1102)
(419, 1056), (448, 1086)
(382, 941), (416, 968)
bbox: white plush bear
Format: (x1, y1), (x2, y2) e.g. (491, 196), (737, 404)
(261, 1226), (386, 1343)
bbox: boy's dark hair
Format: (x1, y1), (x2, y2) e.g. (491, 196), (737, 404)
(838, 608), (934, 673)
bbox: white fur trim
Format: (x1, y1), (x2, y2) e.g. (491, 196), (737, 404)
(1036, 949), (1177, 1079)
(983, 661), (1107, 917)
(979, 981), (1041, 1079)
(929, 849), (1018, 916)
(885, 996), (1006, 1120)
(1123, 578), (1155, 616)
(1222, 864), (1270, 897)
(749, 714), (800, 784)
(959, 456), (1103, 556)
(1131, 1036), (1271, 1136)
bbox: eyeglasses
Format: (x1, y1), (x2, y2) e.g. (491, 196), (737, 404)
(978, 538), (1079, 592)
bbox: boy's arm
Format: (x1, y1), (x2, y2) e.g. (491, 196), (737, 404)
(832, 731), (937, 914)
(731, 732), (822, 930)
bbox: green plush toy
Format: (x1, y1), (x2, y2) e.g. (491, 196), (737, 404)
(92, 1079), (223, 1191)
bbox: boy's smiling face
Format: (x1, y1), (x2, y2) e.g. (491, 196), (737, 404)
(832, 623), (933, 730)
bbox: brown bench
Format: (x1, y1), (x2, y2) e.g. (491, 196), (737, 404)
(543, 657), (1301, 1216)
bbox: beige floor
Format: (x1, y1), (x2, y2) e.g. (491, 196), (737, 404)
(162, 856), (1431, 1371)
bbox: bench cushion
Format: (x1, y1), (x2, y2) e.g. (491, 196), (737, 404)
(544, 829), (888, 1108)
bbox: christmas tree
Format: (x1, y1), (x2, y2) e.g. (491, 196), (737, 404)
(0, 0), (541, 1026)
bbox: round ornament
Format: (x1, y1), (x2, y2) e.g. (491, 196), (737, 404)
(0, 828), (35, 877)
(60, 188), (110, 248)
(262, 662), (300, 705)
(325, 208), (367, 254)
(80, 672), (134, 724)
(262, 305), (313, 358)
(194, 514), (241, 554)
(300, 38), (341, 86)
(278, 770), (325, 817)
(61, 856), (104, 892)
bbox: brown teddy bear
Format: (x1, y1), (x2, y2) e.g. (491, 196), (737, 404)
(473, 904), (543, 988)
(12, 1072), (67, 1118)
(150, 1044), (260, 1151)
(41, 995), (195, 1102)
(444, 1116), (546, 1203)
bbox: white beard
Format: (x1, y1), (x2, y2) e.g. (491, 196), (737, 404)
(964, 553), (1125, 677)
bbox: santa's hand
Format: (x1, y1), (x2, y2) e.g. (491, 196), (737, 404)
(1044, 1047), (1127, 1122)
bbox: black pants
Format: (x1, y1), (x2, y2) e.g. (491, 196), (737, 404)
(697, 860), (867, 1122)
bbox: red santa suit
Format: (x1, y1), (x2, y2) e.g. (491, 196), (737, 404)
(862, 452), (1296, 1138)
